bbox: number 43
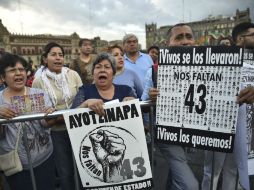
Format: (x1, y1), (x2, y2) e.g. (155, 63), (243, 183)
(120, 157), (146, 179)
(184, 84), (206, 114)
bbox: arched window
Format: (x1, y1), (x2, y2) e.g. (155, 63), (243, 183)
(12, 48), (17, 54)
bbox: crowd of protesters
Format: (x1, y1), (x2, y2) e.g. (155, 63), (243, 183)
(0, 21), (254, 190)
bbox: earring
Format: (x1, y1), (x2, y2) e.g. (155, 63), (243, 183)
(0, 76), (4, 82)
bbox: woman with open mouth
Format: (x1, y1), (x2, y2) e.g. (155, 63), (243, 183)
(32, 42), (82, 190)
(0, 53), (55, 190)
(71, 53), (136, 116)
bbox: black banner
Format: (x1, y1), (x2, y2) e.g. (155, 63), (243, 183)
(84, 178), (153, 190)
(159, 46), (243, 66)
(155, 125), (235, 153)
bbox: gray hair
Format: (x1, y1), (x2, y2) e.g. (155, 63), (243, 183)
(92, 53), (116, 75)
(122, 33), (138, 44)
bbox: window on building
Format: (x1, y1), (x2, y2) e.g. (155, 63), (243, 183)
(12, 48), (17, 54)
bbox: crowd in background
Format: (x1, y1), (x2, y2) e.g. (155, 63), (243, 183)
(0, 21), (254, 190)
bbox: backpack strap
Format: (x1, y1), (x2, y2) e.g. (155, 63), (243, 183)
(152, 64), (158, 88)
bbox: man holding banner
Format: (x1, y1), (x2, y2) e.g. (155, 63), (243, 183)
(143, 22), (254, 190)
(143, 23), (199, 190)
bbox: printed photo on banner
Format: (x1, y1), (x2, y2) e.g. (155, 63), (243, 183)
(243, 48), (254, 175)
(156, 46), (243, 152)
(10, 93), (45, 115)
(63, 99), (153, 190)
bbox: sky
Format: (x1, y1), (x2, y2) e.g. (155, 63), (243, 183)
(0, 0), (253, 49)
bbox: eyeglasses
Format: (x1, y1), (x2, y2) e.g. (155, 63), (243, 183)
(241, 33), (254, 37)
(5, 68), (26, 74)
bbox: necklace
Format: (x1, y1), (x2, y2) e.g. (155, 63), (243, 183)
(4, 86), (27, 103)
(6, 86), (27, 96)
(24, 86), (27, 96)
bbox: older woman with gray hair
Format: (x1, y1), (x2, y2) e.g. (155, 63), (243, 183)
(71, 53), (136, 115)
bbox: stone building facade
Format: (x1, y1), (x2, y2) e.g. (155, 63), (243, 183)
(146, 8), (251, 48)
(0, 19), (80, 68)
(0, 20), (122, 68)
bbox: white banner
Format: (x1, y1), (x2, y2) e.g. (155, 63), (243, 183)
(243, 49), (254, 175)
(63, 99), (152, 189)
(156, 46), (243, 152)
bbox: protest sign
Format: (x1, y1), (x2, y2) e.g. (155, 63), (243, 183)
(10, 93), (45, 114)
(155, 46), (243, 152)
(242, 49), (254, 175)
(63, 99), (152, 189)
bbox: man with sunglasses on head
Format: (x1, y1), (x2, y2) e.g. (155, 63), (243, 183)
(202, 22), (254, 190)
(232, 22), (254, 48)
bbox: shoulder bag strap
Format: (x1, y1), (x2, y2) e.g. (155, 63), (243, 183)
(14, 124), (22, 150)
